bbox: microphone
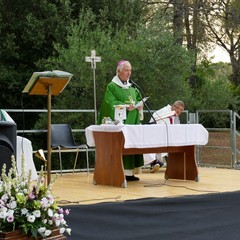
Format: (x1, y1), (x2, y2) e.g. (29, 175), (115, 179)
(129, 79), (157, 124)
(129, 79), (141, 90)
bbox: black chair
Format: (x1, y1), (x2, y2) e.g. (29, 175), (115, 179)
(51, 124), (89, 176)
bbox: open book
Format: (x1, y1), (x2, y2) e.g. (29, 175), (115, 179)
(154, 110), (176, 121)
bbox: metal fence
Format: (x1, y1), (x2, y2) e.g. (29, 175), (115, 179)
(195, 110), (236, 169)
(4, 108), (240, 171)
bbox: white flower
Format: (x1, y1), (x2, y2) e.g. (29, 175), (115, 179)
(38, 227), (46, 233)
(0, 211), (7, 219)
(1, 194), (8, 201)
(60, 219), (66, 225)
(44, 229), (52, 236)
(42, 219), (47, 224)
(47, 208), (53, 217)
(21, 208), (28, 215)
(66, 228), (71, 235)
(55, 219), (60, 226)
(0, 157), (71, 238)
(33, 210), (41, 218)
(27, 215), (36, 223)
(8, 201), (17, 209)
(7, 209), (14, 217)
(1, 206), (7, 212)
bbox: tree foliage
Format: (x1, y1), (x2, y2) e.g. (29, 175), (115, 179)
(0, 0), (72, 111)
(202, 0), (240, 85)
(34, 9), (193, 127)
(0, 0), (239, 130)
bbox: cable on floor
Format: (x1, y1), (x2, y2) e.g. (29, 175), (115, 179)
(57, 195), (122, 205)
(144, 180), (220, 193)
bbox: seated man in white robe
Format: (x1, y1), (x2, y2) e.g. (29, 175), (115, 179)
(144, 100), (185, 173)
(0, 110), (38, 180)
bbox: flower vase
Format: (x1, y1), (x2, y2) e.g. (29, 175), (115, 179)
(0, 228), (67, 240)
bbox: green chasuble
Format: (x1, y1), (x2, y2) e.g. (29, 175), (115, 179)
(97, 80), (144, 170)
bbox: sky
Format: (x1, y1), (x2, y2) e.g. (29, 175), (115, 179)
(209, 45), (230, 63)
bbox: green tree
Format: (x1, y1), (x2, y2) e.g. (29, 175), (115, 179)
(188, 61), (238, 127)
(36, 9), (193, 128)
(202, 0), (240, 85)
(69, 0), (146, 34)
(0, 0), (72, 112)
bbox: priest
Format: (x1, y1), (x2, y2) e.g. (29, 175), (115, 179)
(97, 60), (144, 181)
(144, 100), (185, 173)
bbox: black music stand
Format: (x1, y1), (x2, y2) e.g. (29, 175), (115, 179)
(23, 70), (73, 185)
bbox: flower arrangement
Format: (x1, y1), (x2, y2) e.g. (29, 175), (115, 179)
(0, 156), (71, 239)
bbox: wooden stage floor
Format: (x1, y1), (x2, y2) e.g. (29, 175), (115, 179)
(52, 167), (240, 205)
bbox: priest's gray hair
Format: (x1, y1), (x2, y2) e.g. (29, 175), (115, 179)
(173, 100), (185, 108)
(116, 60), (131, 75)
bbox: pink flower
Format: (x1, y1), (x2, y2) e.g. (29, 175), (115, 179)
(0, 199), (5, 206)
(29, 192), (35, 200)
(7, 215), (14, 222)
(64, 209), (70, 215)
(41, 197), (48, 208)
(58, 208), (63, 214)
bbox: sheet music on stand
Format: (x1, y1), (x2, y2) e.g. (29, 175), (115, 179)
(22, 70), (73, 96)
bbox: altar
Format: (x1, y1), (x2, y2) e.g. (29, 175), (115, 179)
(85, 124), (209, 188)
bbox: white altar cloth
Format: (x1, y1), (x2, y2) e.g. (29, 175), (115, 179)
(85, 124), (209, 148)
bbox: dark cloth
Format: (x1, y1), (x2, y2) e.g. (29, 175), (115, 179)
(64, 191), (240, 240)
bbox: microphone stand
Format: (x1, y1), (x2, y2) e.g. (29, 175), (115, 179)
(129, 79), (157, 124)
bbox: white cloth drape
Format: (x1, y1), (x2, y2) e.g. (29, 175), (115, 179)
(1, 110), (38, 180)
(85, 124), (209, 148)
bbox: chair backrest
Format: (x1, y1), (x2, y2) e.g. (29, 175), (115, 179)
(51, 124), (76, 148)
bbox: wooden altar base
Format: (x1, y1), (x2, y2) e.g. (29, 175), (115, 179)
(93, 131), (199, 187)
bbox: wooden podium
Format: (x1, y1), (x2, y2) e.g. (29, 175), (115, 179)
(23, 71), (73, 185)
